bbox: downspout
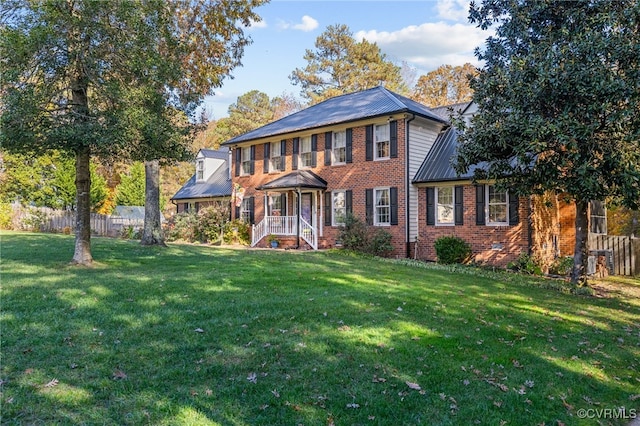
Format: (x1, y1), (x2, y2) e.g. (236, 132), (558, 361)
(296, 188), (301, 248)
(405, 113), (416, 258)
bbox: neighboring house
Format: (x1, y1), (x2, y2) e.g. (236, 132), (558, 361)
(221, 86), (448, 255)
(171, 148), (232, 213)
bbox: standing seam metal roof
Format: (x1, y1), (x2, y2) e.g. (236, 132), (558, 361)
(222, 86), (447, 145)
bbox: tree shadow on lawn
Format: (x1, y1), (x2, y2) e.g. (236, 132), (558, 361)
(1, 234), (639, 425)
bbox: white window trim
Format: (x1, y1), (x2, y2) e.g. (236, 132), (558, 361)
(196, 159), (204, 181)
(374, 187), (391, 226)
(332, 131), (346, 165)
(332, 190), (347, 226)
(300, 136), (312, 169)
(268, 194), (284, 216)
(435, 186), (455, 226)
(374, 123), (390, 161)
(241, 147), (251, 176)
(486, 185), (509, 226)
(269, 141), (282, 173)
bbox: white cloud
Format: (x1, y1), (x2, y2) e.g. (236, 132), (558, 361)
(355, 21), (491, 72)
(247, 18), (268, 30)
(436, 0), (471, 22)
(278, 15), (319, 32)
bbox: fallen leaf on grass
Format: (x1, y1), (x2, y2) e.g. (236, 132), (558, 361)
(43, 378), (59, 388)
(247, 372), (257, 384)
(113, 370), (127, 380)
(194, 328), (204, 333)
(406, 381), (421, 390)
(630, 394), (640, 401)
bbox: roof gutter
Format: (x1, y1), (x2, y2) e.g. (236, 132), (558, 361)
(405, 113), (416, 259)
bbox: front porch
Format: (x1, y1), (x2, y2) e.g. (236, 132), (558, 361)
(249, 170), (328, 250)
(251, 215), (317, 249)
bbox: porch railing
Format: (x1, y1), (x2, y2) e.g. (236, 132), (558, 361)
(251, 215), (317, 250)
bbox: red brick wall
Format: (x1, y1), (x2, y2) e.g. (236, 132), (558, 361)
(415, 185), (530, 267)
(231, 120), (409, 257)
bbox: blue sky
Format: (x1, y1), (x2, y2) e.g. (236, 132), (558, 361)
(205, 0), (491, 119)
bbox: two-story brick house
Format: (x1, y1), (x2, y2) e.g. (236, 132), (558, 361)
(221, 86), (448, 256)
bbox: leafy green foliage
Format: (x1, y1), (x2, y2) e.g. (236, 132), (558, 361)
(548, 256), (575, 277)
(507, 252), (543, 275)
(434, 236), (472, 264)
(0, 202), (12, 230)
(165, 212), (199, 242)
(338, 213), (394, 257)
(164, 205), (231, 244)
(223, 219), (251, 245)
(290, 24), (407, 103)
(115, 162), (146, 207)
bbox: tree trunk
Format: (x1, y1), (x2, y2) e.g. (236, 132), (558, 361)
(72, 145), (93, 265)
(571, 200), (589, 285)
(140, 159), (167, 246)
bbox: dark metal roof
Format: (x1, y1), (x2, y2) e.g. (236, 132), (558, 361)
(412, 127), (487, 184)
(199, 148), (229, 159)
(256, 170), (328, 191)
(223, 86), (447, 145)
(171, 151), (232, 200)
(430, 101), (472, 121)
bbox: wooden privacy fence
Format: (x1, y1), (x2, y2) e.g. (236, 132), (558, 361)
(14, 206), (143, 237)
(588, 233), (639, 276)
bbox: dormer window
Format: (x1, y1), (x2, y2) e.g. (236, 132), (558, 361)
(196, 159), (204, 181)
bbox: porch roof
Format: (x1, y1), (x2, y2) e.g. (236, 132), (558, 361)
(256, 170), (328, 191)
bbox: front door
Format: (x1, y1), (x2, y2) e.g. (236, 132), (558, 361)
(301, 193), (313, 225)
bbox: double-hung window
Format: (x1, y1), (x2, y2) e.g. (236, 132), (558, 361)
(487, 185), (508, 225)
(332, 131), (346, 165)
(300, 136), (312, 168)
(332, 190), (346, 225)
(375, 188), (391, 226)
(269, 194), (283, 216)
(240, 197), (252, 223)
(196, 159), (204, 181)
(436, 187), (454, 225)
(270, 141), (283, 172)
(374, 124), (390, 160)
(241, 147), (252, 176)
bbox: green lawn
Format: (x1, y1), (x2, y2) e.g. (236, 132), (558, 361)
(1, 232), (639, 425)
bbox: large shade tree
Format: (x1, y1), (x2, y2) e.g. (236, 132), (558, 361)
(411, 63), (478, 107)
(0, 0), (265, 263)
(290, 24), (407, 103)
(453, 0), (640, 283)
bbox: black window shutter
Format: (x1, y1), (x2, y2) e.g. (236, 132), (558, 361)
(235, 148), (241, 177)
(426, 187), (435, 226)
(390, 120), (398, 158)
(281, 193), (287, 215)
(263, 143), (270, 173)
(508, 191), (519, 225)
(365, 189), (373, 225)
(292, 138), (299, 170)
(234, 205), (240, 220)
(324, 132), (332, 166)
(365, 125), (373, 161)
(248, 196), (255, 224)
(454, 186), (464, 225)
(346, 128), (353, 163)
(324, 192), (332, 226)
(390, 187), (398, 225)
(311, 134), (317, 167)
(249, 145), (255, 175)
(476, 185), (485, 225)
(280, 140), (286, 171)
(346, 190), (352, 214)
